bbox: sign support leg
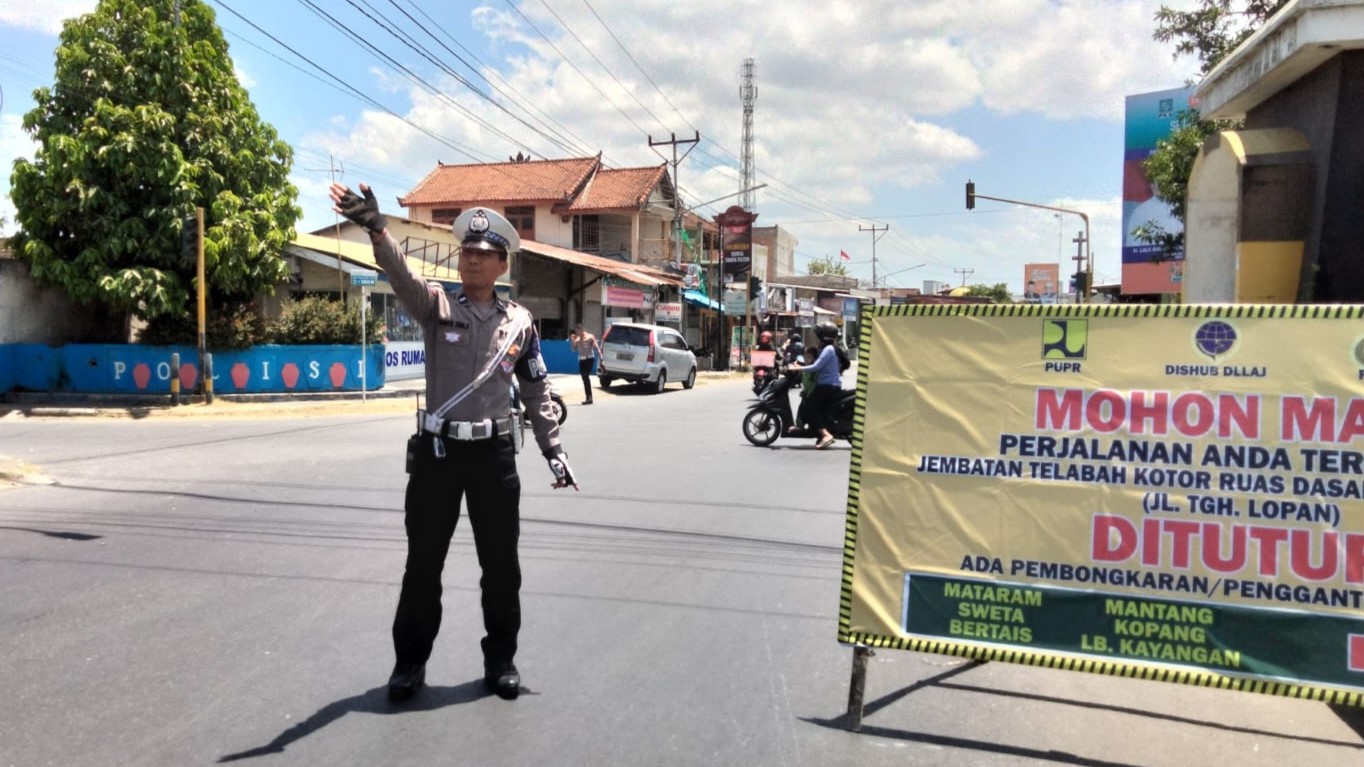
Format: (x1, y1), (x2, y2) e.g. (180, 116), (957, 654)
(845, 645), (873, 731)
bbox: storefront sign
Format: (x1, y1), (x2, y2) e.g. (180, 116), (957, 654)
(655, 302), (681, 323)
(602, 282), (654, 309)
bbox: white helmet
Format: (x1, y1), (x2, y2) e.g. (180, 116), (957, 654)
(452, 207), (520, 257)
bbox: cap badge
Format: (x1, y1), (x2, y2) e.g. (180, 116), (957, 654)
(468, 210), (491, 236)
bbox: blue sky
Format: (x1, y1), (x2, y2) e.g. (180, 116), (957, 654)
(0, 0), (1201, 293)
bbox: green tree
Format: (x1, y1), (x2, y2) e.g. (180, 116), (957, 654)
(1137, 1), (1287, 257)
(807, 256), (849, 277)
(966, 283), (1012, 303)
(1133, 109), (1240, 261)
(1153, 0), (1288, 76)
(9, 0), (299, 338)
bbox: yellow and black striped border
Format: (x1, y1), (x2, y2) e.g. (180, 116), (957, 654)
(836, 302), (1364, 708)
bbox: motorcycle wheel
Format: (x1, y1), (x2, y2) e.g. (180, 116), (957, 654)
(548, 393), (567, 425)
(742, 409), (781, 447)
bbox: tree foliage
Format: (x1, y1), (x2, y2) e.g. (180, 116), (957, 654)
(9, 0), (300, 332)
(1153, 0), (1289, 77)
(1136, 1), (1286, 257)
(807, 256), (849, 277)
(1133, 109), (1240, 261)
(966, 283), (1013, 303)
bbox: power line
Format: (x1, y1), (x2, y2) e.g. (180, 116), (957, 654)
(387, 0), (599, 159)
(209, 0), (493, 165)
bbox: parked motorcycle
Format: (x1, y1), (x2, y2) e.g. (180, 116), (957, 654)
(741, 370), (856, 447)
(512, 382), (568, 428)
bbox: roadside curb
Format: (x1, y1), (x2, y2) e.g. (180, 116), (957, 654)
(0, 370), (749, 418)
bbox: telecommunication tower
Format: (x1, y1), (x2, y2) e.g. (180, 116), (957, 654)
(739, 58), (757, 212)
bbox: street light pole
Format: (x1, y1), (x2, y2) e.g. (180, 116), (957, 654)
(967, 181), (1093, 302)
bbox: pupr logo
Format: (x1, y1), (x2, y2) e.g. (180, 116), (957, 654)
(1042, 319), (1087, 360)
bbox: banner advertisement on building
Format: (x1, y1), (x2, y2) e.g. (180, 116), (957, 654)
(1122, 86), (1194, 296)
(843, 303), (1364, 705)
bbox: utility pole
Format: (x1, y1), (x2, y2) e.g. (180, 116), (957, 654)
(649, 132), (700, 266)
(859, 224), (888, 288)
(650, 132), (700, 346)
(1072, 230), (1089, 303)
(955, 267), (974, 286)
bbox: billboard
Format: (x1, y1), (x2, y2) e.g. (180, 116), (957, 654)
(842, 303), (1364, 706)
(1122, 87), (1195, 296)
(1022, 263), (1061, 304)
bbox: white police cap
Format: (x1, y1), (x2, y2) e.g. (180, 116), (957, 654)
(452, 207), (520, 256)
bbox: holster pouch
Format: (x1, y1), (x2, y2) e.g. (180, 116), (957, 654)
(509, 408), (524, 454)
(405, 433), (420, 474)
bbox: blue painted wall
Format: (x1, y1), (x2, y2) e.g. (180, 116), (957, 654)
(540, 339), (596, 375)
(0, 344), (386, 394)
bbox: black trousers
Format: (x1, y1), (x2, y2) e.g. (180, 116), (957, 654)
(578, 358), (594, 401)
(392, 433), (521, 668)
(805, 384), (841, 432)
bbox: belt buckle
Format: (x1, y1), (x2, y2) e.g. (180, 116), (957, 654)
(452, 421), (473, 440)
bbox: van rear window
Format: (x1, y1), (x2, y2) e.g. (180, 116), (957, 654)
(604, 326), (651, 346)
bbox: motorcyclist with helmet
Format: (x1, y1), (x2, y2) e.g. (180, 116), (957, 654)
(751, 329), (780, 394)
(781, 329), (804, 366)
(787, 322), (846, 449)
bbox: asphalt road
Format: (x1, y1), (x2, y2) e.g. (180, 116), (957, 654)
(1, 374), (1362, 766)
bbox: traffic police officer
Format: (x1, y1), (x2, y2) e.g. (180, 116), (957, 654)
(329, 182), (579, 702)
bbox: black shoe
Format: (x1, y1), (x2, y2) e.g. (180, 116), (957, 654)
(484, 662), (521, 700)
(387, 661), (426, 702)
(581, 399), (593, 405)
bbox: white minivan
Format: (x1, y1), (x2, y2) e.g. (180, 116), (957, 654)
(598, 322), (698, 394)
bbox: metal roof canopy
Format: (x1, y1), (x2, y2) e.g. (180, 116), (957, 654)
(519, 239), (680, 288)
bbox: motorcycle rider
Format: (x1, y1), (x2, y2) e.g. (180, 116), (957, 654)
(752, 329), (780, 393)
(787, 322), (845, 449)
(781, 330), (804, 366)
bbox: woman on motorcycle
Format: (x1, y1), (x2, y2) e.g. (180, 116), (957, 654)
(786, 322), (844, 449)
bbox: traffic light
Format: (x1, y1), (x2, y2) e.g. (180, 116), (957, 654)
(180, 215), (199, 262)
(965, 180), (975, 210)
(748, 274), (763, 299)
(1073, 271), (1090, 295)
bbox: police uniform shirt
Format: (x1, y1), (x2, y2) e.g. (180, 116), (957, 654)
(372, 232), (562, 455)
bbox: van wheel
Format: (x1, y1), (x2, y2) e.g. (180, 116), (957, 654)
(683, 367), (696, 389)
(653, 369), (667, 394)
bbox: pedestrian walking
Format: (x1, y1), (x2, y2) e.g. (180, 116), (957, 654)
(329, 182), (580, 702)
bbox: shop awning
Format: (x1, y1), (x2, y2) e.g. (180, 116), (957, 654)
(683, 290), (720, 310)
(520, 239), (680, 287)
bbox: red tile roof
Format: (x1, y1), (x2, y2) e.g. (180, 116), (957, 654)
(561, 165), (670, 213)
(398, 155), (601, 207)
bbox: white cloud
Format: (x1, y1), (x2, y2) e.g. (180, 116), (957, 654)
(0, 112), (37, 233)
(0, 1), (96, 35)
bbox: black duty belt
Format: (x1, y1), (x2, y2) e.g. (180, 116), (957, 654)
(418, 410), (514, 441)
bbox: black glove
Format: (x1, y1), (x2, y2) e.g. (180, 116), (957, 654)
(545, 450), (579, 491)
(333, 183), (387, 234)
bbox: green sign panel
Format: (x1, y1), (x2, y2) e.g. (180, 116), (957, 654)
(905, 573), (1364, 689)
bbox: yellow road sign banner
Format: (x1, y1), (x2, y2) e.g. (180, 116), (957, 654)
(840, 303), (1364, 705)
